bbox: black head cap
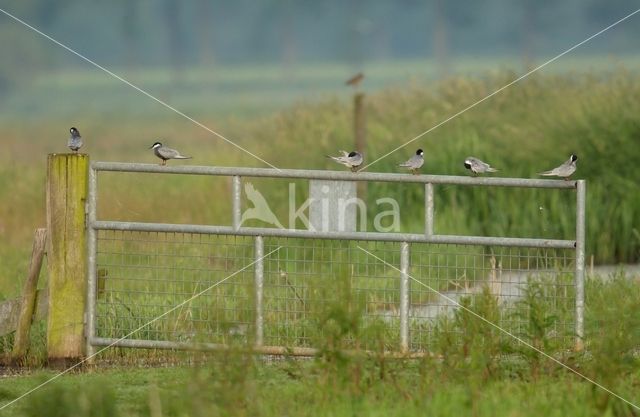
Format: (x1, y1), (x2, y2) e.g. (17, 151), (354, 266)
(70, 127), (79, 136)
(150, 141), (162, 149)
(348, 151), (358, 157)
(416, 149), (424, 156)
(464, 161), (471, 169)
(570, 154), (578, 162)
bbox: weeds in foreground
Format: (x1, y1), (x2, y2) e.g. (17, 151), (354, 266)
(2, 274), (639, 417)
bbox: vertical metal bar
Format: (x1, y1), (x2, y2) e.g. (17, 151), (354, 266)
(232, 175), (242, 230)
(575, 180), (586, 351)
(425, 183), (434, 236)
(85, 166), (97, 358)
(400, 241), (410, 352)
(254, 235), (264, 347)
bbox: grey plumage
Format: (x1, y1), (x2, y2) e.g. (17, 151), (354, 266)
(399, 149), (425, 174)
(539, 154), (578, 180)
(464, 157), (498, 175)
(68, 127), (83, 152)
(150, 142), (192, 165)
(327, 150), (363, 172)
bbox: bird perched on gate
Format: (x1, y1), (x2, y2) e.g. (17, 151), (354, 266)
(464, 157), (498, 176)
(68, 127), (83, 153)
(345, 72), (364, 88)
(539, 154), (578, 180)
(399, 149), (425, 175)
(327, 150), (364, 172)
(149, 142), (192, 165)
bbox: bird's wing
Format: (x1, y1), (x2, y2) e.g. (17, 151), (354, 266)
(158, 147), (180, 159)
(480, 161), (494, 171)
(399, 155), (416, 167)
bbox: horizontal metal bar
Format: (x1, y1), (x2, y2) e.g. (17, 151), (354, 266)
(90, 336), (318, 356)
(92, 220), (575, 249)
(89, 337), (430, 358)
(91, 162), (577, 189)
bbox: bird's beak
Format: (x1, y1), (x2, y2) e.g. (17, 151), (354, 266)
(148, 145), (154, 149)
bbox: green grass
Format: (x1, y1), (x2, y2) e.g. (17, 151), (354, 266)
(0, 272), (638, 416)
(0, 70), (640, 298)
(1, 57), (639, 416)
(0, 364), (634, 417)
(1, 66), (639, 298)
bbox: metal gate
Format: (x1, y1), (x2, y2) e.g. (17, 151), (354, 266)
(85, 162), (585, 356)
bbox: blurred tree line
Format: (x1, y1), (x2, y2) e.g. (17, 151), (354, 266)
(0, 0), (637, 91)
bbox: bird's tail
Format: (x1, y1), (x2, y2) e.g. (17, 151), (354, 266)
(538, 170), (553, 176)
(174, 155), (192, 159)
(487, 167), (498, 172)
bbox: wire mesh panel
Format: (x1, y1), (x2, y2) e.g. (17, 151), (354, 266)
(95, 230), (255, 344)
(408, 244), (576, 351)
(93, 231), (576, 354)
(262, 239), (402, 351)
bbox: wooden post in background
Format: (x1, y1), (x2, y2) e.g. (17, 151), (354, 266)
(46, 154), (88, 365)
(11, 228), (47, 363)
(353, 92), (367, 199)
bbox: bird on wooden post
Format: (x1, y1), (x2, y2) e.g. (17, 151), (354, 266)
(68, 127), (83, 153)
(345, 72), (364, 89)
(346, 72), (367, 195)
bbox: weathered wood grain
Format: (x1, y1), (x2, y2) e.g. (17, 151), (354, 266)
(46, 153), (88, 361)
(11, 228), (47, 361)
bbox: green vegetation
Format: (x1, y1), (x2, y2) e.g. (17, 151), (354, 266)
(0, 272), (638, 416)
(1, 69), (640, 298)
(0, 68), (637, 416)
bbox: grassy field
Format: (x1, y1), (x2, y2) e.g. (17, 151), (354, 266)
(2, 65), (640, 298)
(0, 62), (639, 414)
(0, 272), (638, 416)
(0, 362), (637, 417)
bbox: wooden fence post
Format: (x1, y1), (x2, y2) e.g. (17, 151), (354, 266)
(46, 153), (88, 365)
(11, 228), (47, 363)
(353, 92), (367, 198)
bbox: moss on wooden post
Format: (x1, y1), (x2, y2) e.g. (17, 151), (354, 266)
(46, 153), (88, 365)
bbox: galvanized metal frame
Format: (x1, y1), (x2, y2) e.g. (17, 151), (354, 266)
(575, 180), (586, 350)
(85, 162), (585, 355)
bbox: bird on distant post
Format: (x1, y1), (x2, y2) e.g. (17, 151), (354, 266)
(149, 142), (192, 166)
(68, 127), (83, 153)
(345, 72), (364, 89)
